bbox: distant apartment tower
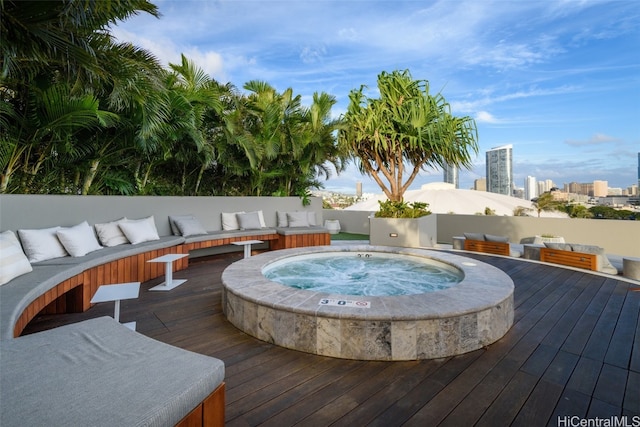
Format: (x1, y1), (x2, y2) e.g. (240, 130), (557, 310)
(593, 180), (608, 197)
(486, 144), (513, 196)
(524, 176), (537, 200)
(537, 181), (546, 195)
(356, 181), (362, 198)
(581, 183), (595, 196)
(637, 152), (639, 188)
(474, 178), (486, 191)
(565, 182), (581, 194)
(443, 163), (459, 189)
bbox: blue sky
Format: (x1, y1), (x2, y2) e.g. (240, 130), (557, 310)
(113, 0), (640, 195)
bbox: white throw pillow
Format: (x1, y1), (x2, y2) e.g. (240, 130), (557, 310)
(18, 226), (68, 263)
(56, 221), (103, 257)
(222, 212), (244, 231)
(307, 211), (317, 226)
(287, 212), (310, 227)
(0, 230), (33, 285)
(168, 214), (195, 235)
(174, 217), (207, 237)
(94, 218), (129, 247)
(118, 216), (160, 245)
(236, 212), (263, 230)
(277, 211), (289, 227)
(256, 210), (266, 228)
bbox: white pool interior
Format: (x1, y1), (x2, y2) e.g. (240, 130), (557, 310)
(262, 252), (463, 296)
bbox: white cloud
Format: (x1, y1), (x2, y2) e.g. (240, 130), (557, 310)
(112, 27), (228, 81)
(337, 28), (359, 42)
(300, 46), (327, 64)
(475, 111), (499, 123)
(112, 27), (180, 67)
(182, 48), (226, 80)
(564, 133), (620, 147)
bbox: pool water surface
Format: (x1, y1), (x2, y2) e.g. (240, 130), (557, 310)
(263, 252), (462, 296)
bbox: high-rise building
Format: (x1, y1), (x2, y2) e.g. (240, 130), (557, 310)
(593, 180), (608, 197)
(356, 181), (362, 198)
(474, 178), (486, 191)
(565, 182), (581, 194)
(537, 181), (546, 195)
(443, 163), (459, 189)
(525, 176), (537, 200)
(486, 144), (513, 196)
(637, 152), (639, 188)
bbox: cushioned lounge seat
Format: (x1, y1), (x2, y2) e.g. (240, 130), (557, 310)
(183, 228), (277, 244)
(0, 316), (224, 427)
(275, 225), (329, 236)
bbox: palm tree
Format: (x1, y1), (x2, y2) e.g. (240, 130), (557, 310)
(532, 192), (560, 217)
(148, 54), (223, 195)
(0, 0), (162, 194)
(229, 82), (344, 197)
(338, 70), (478, 202)
(281, 91), (346, 197)
(1, 0), (158, 79)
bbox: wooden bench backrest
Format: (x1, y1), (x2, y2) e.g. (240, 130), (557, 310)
(539, 247), (598, 271)
(464, 239), (511, 256)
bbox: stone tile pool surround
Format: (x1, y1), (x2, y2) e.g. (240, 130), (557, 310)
(221, 245), (514, 361)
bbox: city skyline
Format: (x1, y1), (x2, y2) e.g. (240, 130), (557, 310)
(114, 0), (639, 194)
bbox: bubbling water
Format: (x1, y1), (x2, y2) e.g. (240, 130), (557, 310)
(263, 252), (463, 296)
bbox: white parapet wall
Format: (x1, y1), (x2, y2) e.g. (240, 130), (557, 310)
(0, 195), (323, 236)
(369, 216), (437, 248)
(323, 209), (640, 258)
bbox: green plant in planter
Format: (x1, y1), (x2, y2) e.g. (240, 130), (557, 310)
(375, 200), (431, 218)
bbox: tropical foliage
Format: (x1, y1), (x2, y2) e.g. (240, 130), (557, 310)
(584, 205), (637, 220)
(375, 199), (431, 218)
(0, 0), (345, 196)
(531, 192), (561, 217)
(338, 70), (478, 202)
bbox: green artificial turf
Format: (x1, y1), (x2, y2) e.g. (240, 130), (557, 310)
(330, 232), (369, 241)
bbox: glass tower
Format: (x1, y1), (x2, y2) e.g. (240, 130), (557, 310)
(443, 163), (459, 188)
(486, 144), (513, 196)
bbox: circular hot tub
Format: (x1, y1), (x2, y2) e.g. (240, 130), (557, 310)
(221, 245), (514, 361)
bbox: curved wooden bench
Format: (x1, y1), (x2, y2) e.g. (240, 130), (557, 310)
(184, 229), (279, 252)
(2, 226), (331, 340)
(272, 226), (331, 250)
(1, 236), (188, 339)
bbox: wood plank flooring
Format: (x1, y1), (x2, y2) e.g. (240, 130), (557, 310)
(23, 251), (640, 426)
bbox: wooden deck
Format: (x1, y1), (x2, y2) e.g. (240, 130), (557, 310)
(23, 251), (640, 426)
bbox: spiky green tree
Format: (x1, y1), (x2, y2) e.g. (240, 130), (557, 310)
(338, 70), (478, 202)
